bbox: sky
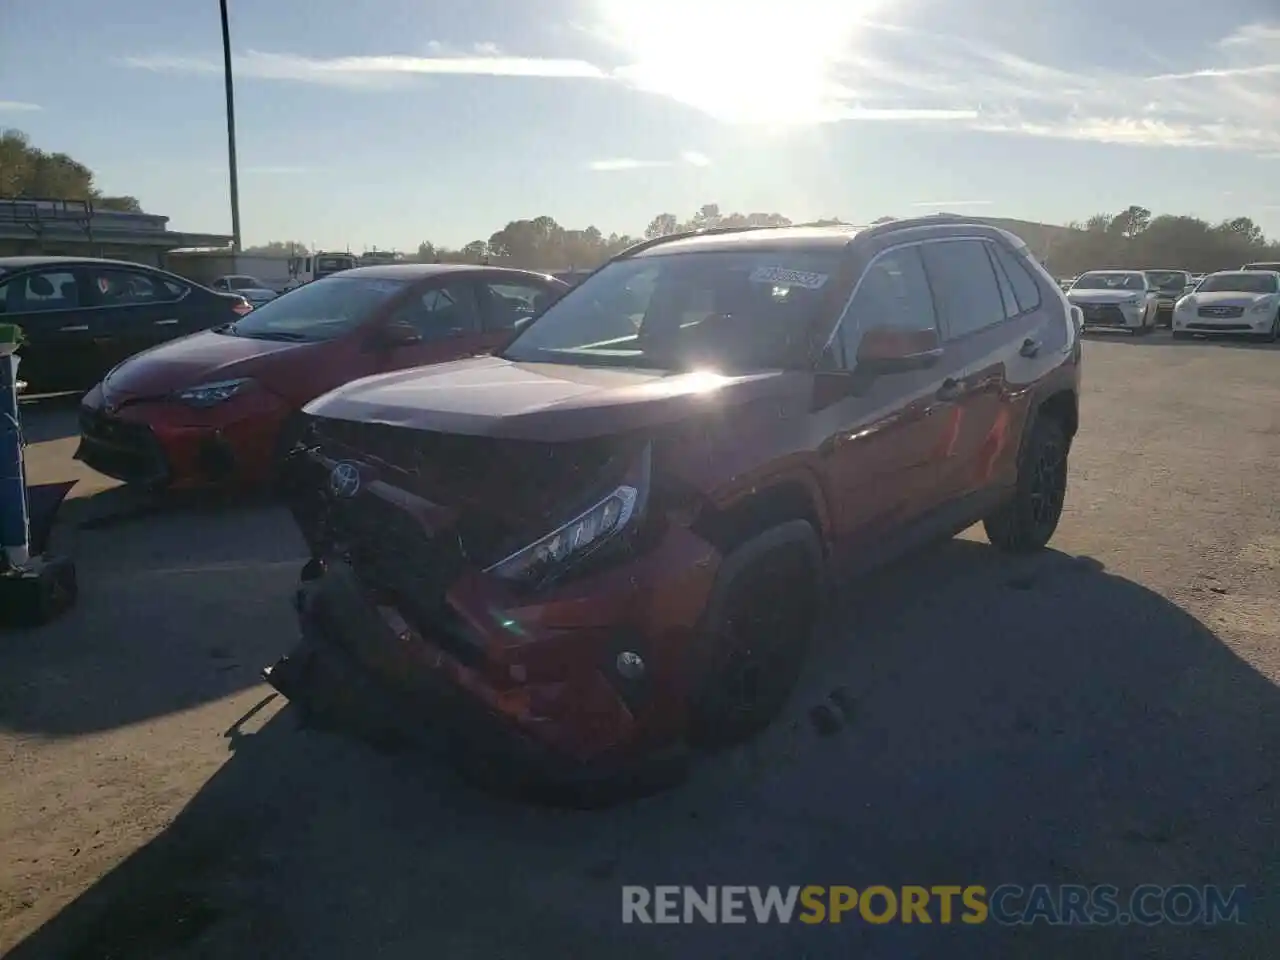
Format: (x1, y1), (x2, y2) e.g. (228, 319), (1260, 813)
(3, 0), (1279, 251)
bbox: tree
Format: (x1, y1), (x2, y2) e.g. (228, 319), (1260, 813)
(1084, 213), (1112, 233)
(0, 129), (149, 213)
(645, 213), (679, 239)
(241, 240), (309, 256)
(1216, 217), (1264, 246)
(1108, 205), (1151, 239)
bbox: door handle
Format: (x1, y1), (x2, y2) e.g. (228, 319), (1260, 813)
(935, 378), (962, 402)
(154, 318), (180, 326)
(60, 324), (90, 332)
(1019, 338), (1041, 357)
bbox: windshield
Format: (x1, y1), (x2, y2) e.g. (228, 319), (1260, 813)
(1197, 273), (1279, 294)
(1242, 263), (1280, 273)
(501, 248), (844, 370)
(223, 276), (405, 342)
(1144, 270), (1187, 289)
(1072, 272), (1145, 291)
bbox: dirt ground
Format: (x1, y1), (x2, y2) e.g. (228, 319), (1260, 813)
(2, 332), (1278, 959)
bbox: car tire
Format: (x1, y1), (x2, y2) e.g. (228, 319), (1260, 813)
(982, 415), (1069, 554)
(687, 520), (822, 749)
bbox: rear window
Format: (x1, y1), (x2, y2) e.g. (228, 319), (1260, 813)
(503, 248), (843, 371)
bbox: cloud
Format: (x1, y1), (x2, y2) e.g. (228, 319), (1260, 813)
(0, 101), (41, 112)
(910, 200), (993, 207)
(832, 20), (1280, 154)
(588, 152), (713, 171)
(116, 15), (1280, 152)
(120, 50), (608, 88)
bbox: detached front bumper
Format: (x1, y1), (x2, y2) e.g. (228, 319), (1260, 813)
(265, 562), (692, 803)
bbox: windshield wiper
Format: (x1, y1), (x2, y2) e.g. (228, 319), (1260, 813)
(242, 330), (311, 342)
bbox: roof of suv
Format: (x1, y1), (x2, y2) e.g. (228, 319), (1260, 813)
(626, 216), (1028, 259)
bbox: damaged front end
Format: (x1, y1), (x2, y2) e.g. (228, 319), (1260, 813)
(265, 415), (693, 802)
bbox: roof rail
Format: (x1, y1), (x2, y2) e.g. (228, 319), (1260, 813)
(614, 223), (789, 259)
(859, 213), (990, 240)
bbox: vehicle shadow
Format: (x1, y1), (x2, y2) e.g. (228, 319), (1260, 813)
(5, 538), (1276, 960)
(0, 486), (306, 737)
(16, 392), (82, 444)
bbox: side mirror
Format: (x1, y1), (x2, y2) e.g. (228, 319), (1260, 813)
(854, 325), (942, 375)
(372, 320), (422, 349)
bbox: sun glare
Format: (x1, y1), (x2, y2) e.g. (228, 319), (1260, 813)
(594, 0), (888, 126)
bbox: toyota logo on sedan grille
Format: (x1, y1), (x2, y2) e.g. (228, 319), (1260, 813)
(328, 461), (362, 498)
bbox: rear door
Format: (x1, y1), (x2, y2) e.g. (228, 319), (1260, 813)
(0, 265), (98, 392)
(79, 264), (192, 373)
(920, 237), (1047, 504)
(473, 275), (564, 352)
(375, 279), (486, 372)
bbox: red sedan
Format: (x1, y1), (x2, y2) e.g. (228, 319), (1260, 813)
(75, 264), (568, 490)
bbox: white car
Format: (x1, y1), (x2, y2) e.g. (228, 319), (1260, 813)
(1065, 270), (1158, 335)
(210, 275), (279, 306)
(1172, 270), (1280, 341)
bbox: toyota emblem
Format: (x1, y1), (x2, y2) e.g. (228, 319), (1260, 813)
(328, 461), (362, 499)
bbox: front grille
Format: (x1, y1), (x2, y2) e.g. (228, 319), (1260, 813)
(1187, 322), (1251, 332)
(1198, 305), (1244, 318)
(1081, 304), (1126, 325)
(289, 450), (479, 664)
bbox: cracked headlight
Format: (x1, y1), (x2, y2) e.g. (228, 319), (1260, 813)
(173, 377), (254, 408)
(487, 443), (652, 585)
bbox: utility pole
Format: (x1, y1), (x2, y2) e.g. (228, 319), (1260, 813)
(219, 0), (242, 252)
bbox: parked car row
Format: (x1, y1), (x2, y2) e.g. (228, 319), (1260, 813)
(1061, 264), (1280, 340)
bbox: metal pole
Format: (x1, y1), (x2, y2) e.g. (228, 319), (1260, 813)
(219, 0), (242, 252)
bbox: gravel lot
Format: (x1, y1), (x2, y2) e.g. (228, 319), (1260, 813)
(2, 332), (1278, 959)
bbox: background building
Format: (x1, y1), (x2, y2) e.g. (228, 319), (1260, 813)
(0, 198), (231, 267)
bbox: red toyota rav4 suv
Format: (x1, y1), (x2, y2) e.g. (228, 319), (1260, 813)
(265, 217), (1082, 799)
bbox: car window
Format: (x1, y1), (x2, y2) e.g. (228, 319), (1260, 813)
(984, 245), (1021, 320)
(162, 279), (188, 300)
(394, 283), (479, 340)
(920, 239), (1007, 339)
(988, 243), (1042, 313)
(838, 244), (937, 364)
(87, 268), (171, 306)
(0, 269), (81, 313)
(480, 281), (551, 332)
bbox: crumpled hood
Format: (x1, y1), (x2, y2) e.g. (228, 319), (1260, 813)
(1067, 290), (1146, 305)
(102, 329), (317, 400)
(303, 354), (801, 442)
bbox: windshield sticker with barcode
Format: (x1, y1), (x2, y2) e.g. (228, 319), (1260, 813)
(748, 266), (829, 289)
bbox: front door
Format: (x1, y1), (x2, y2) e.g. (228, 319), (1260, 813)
(814, 242), (965, 567)
(0, 265), (98, 392)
